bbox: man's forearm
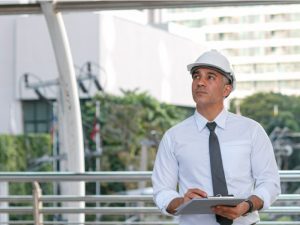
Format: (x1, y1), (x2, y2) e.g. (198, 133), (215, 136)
(166, 197), (184, 214)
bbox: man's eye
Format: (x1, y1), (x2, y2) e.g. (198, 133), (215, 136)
(208, 75), (215, 80)
(192, 75), (199, 80)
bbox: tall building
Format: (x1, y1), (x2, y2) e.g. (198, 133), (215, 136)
(159, 4), (300, 98)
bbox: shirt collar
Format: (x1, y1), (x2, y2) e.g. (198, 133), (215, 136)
(194, 108), (228, 132)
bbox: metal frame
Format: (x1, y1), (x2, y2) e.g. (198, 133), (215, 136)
(0, 171), (299, 225)
(1, 1), (300, 15)
(0, 170), (299, 182)
(1, 193), (300, 203)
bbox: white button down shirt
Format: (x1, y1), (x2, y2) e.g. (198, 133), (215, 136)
(152, 109), (281, 225)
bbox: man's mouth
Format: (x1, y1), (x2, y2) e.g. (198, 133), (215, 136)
(195, 90), (207, 94)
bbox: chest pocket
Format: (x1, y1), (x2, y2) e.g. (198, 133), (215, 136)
(221, 141), (252, 179)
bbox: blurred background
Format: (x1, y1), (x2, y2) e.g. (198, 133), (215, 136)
(1, 1), (300, 224)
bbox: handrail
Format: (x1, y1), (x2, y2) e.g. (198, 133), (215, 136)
(0, 195), (152, 202)
(0, 171), (152, 182)
(277, 194), (300, 201)
(0, 171), (299, 225)
(1, 194), (299, 203)
(1, 206), (300, 215)
(1, 222), (300, 225)
(278, 170), (300, 182)
(0, 170), (299, 182)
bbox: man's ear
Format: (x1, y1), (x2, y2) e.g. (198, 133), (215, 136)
(224, 84), (233, 98)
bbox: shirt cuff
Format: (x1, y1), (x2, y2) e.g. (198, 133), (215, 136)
(154, 190), (181, 216)
(252, 188), (271, 210)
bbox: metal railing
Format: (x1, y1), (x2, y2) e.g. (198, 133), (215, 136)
(0, 170), (299, 225)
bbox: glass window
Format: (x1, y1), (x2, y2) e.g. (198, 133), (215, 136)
(255, 80), (278, 91)
(280, 80), (300, 89)
(23, 100), (53, 133)
(256, 63), (277, 73)
(234, 64), (254, 73)
(278, 63), (300, 72)
(285, 46), (300, 54)
(23, 102), (35, 121)
(24, 124), (35, 133)
(289, 30), (300, 38)
(237, 81), (254, 90)
(290, 13), (300, 21)
(178, 19), (204, 27)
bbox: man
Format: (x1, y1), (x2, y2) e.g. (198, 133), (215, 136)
(152, 49), (281, 225)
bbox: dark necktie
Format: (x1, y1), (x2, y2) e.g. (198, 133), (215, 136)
(206, 122), (233, 225)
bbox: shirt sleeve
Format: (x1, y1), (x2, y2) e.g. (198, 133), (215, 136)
(251, 123), (281, 210)
(152, 131), (181, 215)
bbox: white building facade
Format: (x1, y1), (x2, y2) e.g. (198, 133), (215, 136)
(2, 4), (300, 135)
(0, 11), (203, 134)
(160, 4), (300, 98)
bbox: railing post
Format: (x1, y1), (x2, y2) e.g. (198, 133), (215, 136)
(33, 181), (43, 225)
(0, 182), (8, 224)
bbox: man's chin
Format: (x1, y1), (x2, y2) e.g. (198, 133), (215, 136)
(194, 98), (209, 106)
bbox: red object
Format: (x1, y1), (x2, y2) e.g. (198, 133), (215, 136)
(90, 118), (100, 142)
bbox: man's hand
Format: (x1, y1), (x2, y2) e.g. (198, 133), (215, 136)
(166, 188), (207, 214)
(183, 188), (208, 203)
(211, 195), (264, 220)
(211, 201), (249, 220)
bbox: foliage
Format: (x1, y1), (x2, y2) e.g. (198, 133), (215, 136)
(0, 91), (189, 220)
(0, 135), (26, 172)
(229, 92), (300, 180)
(230, 92), (300, 134)
(0, 134), (52, 221)
(81, 90), (190, 194)
(0, 134), (52, 172)
(0, 134), (52, 195)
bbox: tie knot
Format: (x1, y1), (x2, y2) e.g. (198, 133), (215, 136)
(206, 122), (217, 132)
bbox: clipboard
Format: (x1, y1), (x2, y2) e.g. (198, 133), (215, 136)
(174, 197), (245, 215)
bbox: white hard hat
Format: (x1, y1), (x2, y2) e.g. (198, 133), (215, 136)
(187, 49), (236, 89)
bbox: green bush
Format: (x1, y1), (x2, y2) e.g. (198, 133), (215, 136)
(0, 134), (52, 221)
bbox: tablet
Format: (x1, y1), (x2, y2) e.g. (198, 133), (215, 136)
(174, 197), (245, 215)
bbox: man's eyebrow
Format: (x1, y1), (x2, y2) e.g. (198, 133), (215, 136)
(207, 71), (217, 76)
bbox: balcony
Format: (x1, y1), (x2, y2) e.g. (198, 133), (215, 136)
(0, 170), (299, 225)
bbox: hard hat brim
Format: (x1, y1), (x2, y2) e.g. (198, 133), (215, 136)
(187, 63), (234, 84)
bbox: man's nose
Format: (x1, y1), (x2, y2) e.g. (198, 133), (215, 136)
(196, 76), (206, 86)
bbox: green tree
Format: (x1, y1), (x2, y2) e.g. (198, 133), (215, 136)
(230, 92), (300, 134)
(230, 92), (300, 177)
(82, 90), (190, 194)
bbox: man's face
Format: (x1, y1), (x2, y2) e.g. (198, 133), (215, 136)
(191, 67), (232, 107)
